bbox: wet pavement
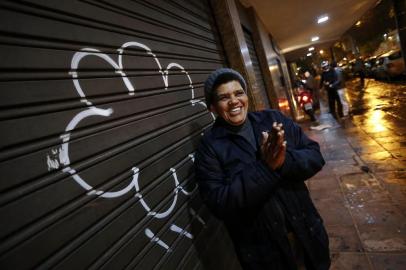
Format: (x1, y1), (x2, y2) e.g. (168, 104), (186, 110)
(300, 78), (406, 270)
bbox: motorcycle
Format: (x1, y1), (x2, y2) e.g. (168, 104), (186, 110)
(296, 83), (316, 122)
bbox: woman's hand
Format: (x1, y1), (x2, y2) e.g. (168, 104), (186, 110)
(261, 122), (287, 170)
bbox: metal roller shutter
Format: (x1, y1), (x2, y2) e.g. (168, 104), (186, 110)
(242, 27), (271, 109)
(0, 0), (231, 269)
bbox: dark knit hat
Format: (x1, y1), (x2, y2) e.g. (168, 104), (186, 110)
(204, 68), (247, 106)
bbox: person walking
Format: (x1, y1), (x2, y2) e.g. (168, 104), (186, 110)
(354, 57), (365, 89)
(331, 62), (349, 117)
(319, 61), (343, 118)
(195, 68), (330, 270)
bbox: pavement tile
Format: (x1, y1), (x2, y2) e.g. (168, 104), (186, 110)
(365, 158), (406, 172)
(368, 253), (406, 270)
(331, 164), (363, 176)
(309, 177), (344, 202)
(376, 171), (406, 185)
(349, 202), (405, 227)
(385, 185), (406, 202)
(325, 151), (357, 161)
(389, 148), (406, 160)
(394, 128), (406, 136)
(313, 165), (337, 179)
(367, 130), (399, 138)
(309, 176), (341, 191)
(375, 171), (406, 203)
(330, 252), (371, 270)
(313, 198), (354, 226)
(326, 225), (364, 252)
(380, 141), (406, 151)
(352, 145), (387, 155)
(374, 136), (405, 144)
(358, 225), (406, 252)
(325, 159), (362, 176)
(310, 188), (345, 203)
(393, 201), (406, 216)
(340, 173), (391, 206)
(360, 151), (393, 162)
(346, 138), (382, 148)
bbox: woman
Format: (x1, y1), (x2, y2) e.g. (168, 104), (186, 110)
(195, 68), (330, 270)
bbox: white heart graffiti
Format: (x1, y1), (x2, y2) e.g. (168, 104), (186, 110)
(50, 41), (215, 252)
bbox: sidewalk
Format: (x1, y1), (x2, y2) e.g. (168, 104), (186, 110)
(300, 110), (406, 269)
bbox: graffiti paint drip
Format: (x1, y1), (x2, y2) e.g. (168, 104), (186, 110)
(170, 224), (193, 239)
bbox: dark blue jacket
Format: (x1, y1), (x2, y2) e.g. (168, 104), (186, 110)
(195, 110), (330, 270)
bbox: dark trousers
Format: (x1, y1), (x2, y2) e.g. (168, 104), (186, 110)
(358, 71), (365, 88)
(327, 88), (343, 118)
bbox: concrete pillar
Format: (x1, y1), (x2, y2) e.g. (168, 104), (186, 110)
(330, 46), (336, 63)
(210, 0), (261, 111)
(246, 8), (280, 110)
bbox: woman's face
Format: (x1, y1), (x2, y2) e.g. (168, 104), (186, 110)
(210, 80), (249, 126)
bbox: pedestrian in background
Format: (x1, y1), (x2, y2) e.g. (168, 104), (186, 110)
(354, 57), (365, 89)
(319, 61), (343, 119)
(195, 68), (330, 270)
(331, 62), (349, 117)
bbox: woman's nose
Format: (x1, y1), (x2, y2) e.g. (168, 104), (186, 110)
(229, 95), (239, 104)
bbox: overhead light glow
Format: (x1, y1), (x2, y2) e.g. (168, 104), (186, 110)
(311, 36), (319, 42)
(319, 50), (324, 54)
(317, 16), (329, 24)
(308, 47), (315, 51)
(307, 53), (312, 57)
(355, 20), (362, 26)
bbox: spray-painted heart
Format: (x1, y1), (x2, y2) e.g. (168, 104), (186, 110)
(52, 41), (212, 208)
(45, 41), (216, 253)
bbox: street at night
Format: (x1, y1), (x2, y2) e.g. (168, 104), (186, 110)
(302, 78), (406, 269)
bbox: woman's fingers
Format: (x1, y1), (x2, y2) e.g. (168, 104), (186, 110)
(272, 140), (287, 169)
(262, 123), (286, 168)
(261, 131), (268, 146)
(261, 132), (270, 159)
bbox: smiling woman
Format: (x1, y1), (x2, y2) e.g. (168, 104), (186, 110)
(195, 68), (330, 270)
(211, 81), (249, 126)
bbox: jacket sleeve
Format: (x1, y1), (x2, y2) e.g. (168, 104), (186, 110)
(195, 137), (282, 220)
(319, 73), (325, 89)
(277, 114), (325, 182)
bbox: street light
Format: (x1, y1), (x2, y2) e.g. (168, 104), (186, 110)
(317, 15), (329, 24)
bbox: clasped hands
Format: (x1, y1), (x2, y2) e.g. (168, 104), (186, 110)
(261, 122), (287, 170)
